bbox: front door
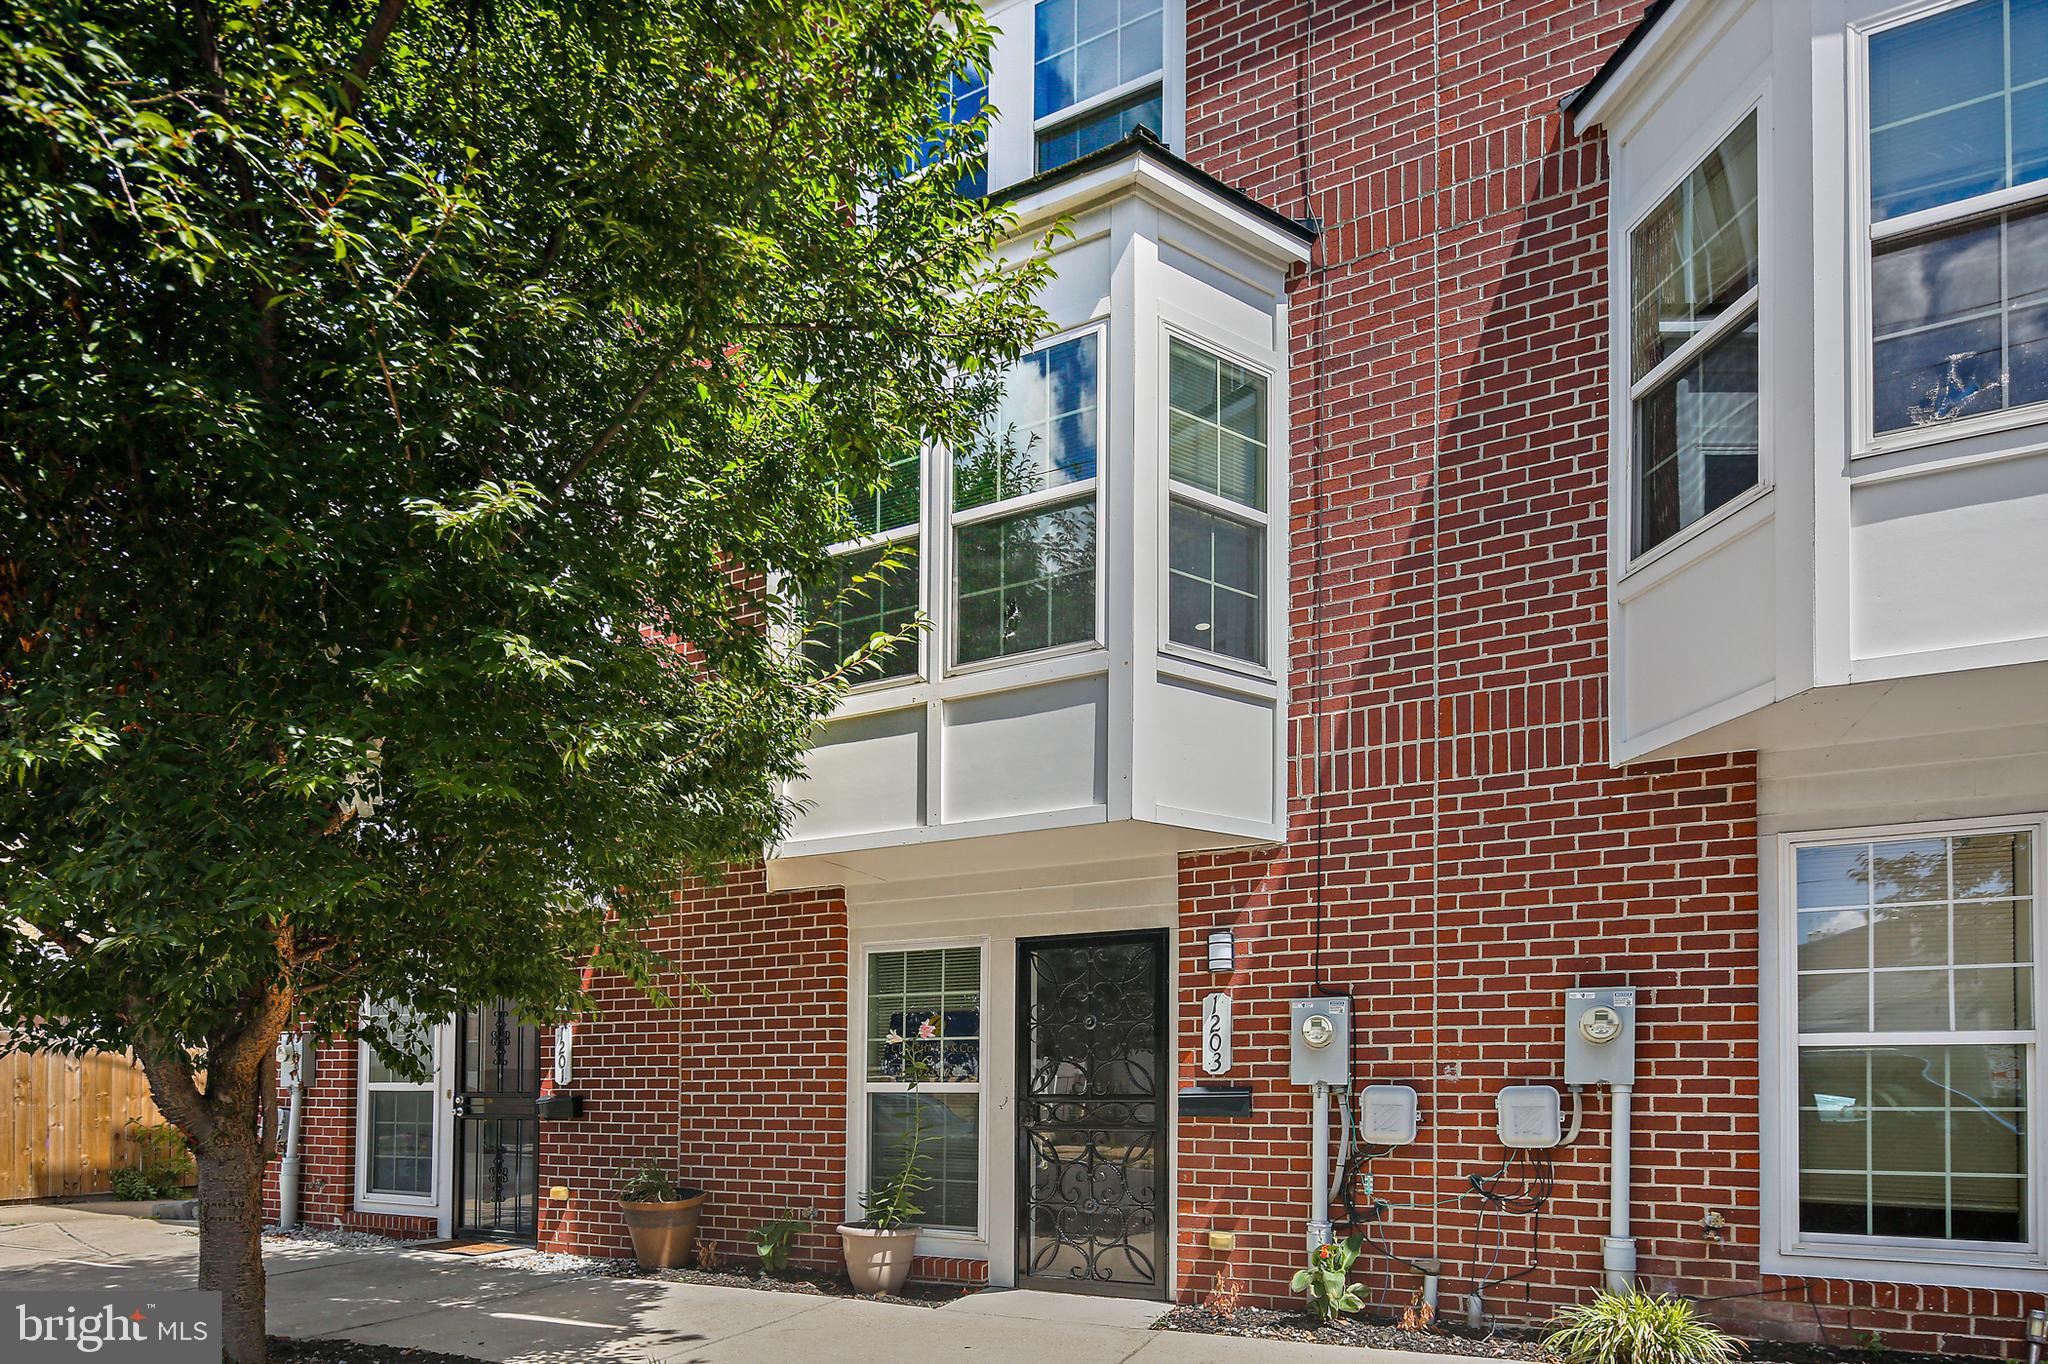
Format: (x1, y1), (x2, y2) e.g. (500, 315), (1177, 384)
(453, 999), (540, 1240)
(1016, 930), (1168, 1299)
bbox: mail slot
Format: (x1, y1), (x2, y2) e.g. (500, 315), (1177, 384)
(1178, 1084), (1254, 1119)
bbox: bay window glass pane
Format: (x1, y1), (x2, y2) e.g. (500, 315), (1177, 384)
(1797, 1044), (2027, 1243)
(847, 448), (921, 538)
(805, 542), (919, 682)
(368, 1090), (433, 1196)
(1034, 0), (1162, 119)
(1633, 316), (1758, 555)
(957, 335), (1098, 510)
(867, 947), (981, 1084)
(1036, 91), (1164, 173)
(1168, 503), (1262, 662)
(869, 1092), (979, 1231)
(1869, 0), (2048, 221)
(1629, 113), (1760, 378)
(1872, 203), (2048, 433)
(956, 501), (1096, 662)
(1168, 339), (1267, 509)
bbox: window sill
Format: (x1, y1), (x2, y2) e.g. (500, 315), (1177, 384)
(1615, 481), (1772, 593)
(1157, 643), (1276, 695)
(947, 637), (1105, 681)
(1856, 401), (2048, 463)
(354, 1191), (437, 1218)
(1766, 1240), (2047, 1293)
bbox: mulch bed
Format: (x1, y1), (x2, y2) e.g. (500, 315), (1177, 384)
(269, 1339), (490, 1364)
(644, 1263), (959, 1308)
(1158, 1306), (1988, 1364)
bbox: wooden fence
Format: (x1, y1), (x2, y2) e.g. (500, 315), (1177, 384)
(0, 1048), (168, 1201)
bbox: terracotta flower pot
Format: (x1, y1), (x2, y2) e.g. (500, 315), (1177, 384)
(620, 1190), (707, 1269)
(838, 1223), (919, 1295)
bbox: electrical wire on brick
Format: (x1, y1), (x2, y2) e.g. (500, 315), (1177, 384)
(1467, 1148), (1554, 1333)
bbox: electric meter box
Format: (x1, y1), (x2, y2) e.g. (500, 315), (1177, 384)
(1496, 1084), (1562, 1149)
(1289, 997), (1351, 1086)
(1359, 1084), (1419, 1146)
(1564, 986), (1637, 1087)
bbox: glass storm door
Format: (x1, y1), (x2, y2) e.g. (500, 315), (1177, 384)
(453, 999), (540, 1240)
(1016, 930), (1168, 1299)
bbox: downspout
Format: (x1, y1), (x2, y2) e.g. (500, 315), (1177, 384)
(1602, 1082), (1635, 1292)
(278, 1034), (308, 1230)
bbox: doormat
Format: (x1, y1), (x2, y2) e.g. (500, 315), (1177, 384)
(415, 1240), (524, 1256)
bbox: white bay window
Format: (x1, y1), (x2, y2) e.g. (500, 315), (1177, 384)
(952, 331), (1100, 665)
(1166, 338), (1268, 664)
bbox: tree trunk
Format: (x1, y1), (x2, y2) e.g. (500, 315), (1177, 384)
(195, 1136), (269, 1364)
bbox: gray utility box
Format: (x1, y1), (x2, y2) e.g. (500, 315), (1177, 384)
(1289, 996), (1352, 1086)
(1563, 986), (1637, 1087)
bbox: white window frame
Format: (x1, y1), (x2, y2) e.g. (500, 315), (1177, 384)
(1763, 812), (2048, 1288)
(353, 1016), (449, 1217)
(947, 321), (1107, 674)
(1851, 0), (2048, 456)
(848, 937), (992, 1248)
(1157, 326), (1276, 679)
(1617, 97), (1769, 572)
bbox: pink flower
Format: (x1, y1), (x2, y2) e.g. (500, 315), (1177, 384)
(917, 1019), (937, 1041)
(884, 1031), (903, 1046)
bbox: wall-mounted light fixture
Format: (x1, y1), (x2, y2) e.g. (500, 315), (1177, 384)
(1206, 928), (1236, 973)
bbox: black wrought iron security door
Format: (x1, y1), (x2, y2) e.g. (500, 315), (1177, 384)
(1017, 931), (1167, 1299)
(454, 999), (540, 1240)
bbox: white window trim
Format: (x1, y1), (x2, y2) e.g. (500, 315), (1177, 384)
(1850, 0), (2048, 458)
(847, 937), (993, 1250)
(1157, 325), (1277, 679)
(946, 321), (1108, 673)
(1761, 812), (2048, 1289)
(353, 1020), (450, 1218)
(1613, 96), (1770, 573)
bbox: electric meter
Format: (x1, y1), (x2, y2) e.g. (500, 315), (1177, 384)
(1289, 997), (1350, 1085)
(1578, 1005), (1623, 1045)
(1563, 987), (1636, 1086)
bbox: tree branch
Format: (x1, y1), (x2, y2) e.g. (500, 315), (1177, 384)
(339, 0), (411, 121)
(550, 339), (695, 499)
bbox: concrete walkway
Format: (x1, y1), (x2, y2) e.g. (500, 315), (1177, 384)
(0, 1201), (1457, 1364)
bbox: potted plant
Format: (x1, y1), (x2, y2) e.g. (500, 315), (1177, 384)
(618, 1161), (707, 1270)
(839, 1017), (935, 1294)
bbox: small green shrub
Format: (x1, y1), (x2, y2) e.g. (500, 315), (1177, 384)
(1290, 1234), (1367, 1323)
(1544, 1290), (1744, 1364)
(751, 1209), (817, 1274)
(112, 1120), (191, 1200)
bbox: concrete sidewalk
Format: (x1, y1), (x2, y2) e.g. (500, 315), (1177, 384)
(0, 1202), (1455, 1364)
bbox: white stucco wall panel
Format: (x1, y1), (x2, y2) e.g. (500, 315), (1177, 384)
(1617, 518), (1777, 744)
(786, 706), (927, 842)
(940, 676), (1108, 825)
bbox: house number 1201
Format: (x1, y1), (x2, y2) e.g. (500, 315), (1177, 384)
(1201, 993), (1232, 1075)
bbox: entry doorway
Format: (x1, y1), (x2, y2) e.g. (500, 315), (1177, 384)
(452, 999), (541, 1240)
(1015, 930), (1169, 1299)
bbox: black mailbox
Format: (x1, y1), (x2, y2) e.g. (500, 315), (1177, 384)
(1178, 1084), (1254, 1119)
(535, 1092), (584, 1120)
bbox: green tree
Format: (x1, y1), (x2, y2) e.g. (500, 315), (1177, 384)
(0, 3), (1044, 1360)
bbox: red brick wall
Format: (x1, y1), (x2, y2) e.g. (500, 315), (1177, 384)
(1172, 0), (2039, 1357)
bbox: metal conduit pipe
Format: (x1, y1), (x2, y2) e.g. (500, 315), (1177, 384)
(278, 1036), (308, 1230)
(1308, 1080), (1333, 1252)
(1602, 1081), (1636, 1292)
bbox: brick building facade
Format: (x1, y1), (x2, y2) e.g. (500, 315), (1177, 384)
(271, 1), (2048, 1357)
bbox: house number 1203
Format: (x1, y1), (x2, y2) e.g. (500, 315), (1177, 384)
(1201, 993), (1232, 1075)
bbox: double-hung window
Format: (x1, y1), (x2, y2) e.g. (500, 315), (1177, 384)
(1627, 111), (1761, 558)
(1034, 0), (1164, 172)
(952, 331), (1100, 664)
(1789, 822), (2038, 1257)
(1166, 338), (1268, 664)
(863, 946), (982, 1234)
(357, 1003), (438, 1205)
(1866, 0), (2048, 438)
(808, 449), (921, 683)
